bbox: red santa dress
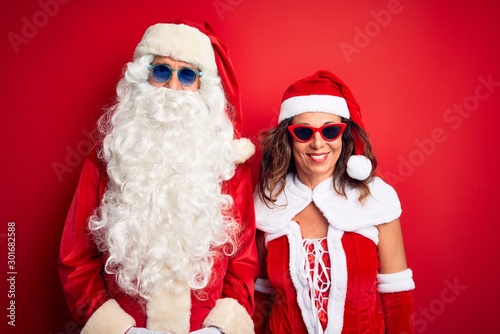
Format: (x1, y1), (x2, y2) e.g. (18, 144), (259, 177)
(253, 173), (415, 334)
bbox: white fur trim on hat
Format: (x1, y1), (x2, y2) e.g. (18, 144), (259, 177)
(347, 155), (372, 181)
(377, 268), (415, 293)
(134, 23), (217, 75)
(279, 95), (350, 122)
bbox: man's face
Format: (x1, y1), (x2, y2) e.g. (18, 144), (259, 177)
(148, 56), (201, 91)
(98, 62), (235, 295)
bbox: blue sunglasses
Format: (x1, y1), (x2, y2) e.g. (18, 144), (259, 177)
(148, 64), (203, 86)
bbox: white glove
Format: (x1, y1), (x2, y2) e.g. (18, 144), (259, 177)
(189, 327), (222, 334)
(126, 327), (172, 334)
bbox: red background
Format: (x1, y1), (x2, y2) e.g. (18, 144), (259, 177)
(1, 0), (499, 333)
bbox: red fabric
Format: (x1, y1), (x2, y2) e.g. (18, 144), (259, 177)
(58, 146), (259, 330)
(58, 147), (109, 324)
(380, 291), (414, 334)
(258, 232), (385, 334)
(253, 290), (273, 334)
(261, 235), (306, 334)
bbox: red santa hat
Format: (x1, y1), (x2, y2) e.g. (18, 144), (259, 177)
(279, 70), (372, 180)
(133, 19), (245, 140)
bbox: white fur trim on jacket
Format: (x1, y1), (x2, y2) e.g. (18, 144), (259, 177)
(254, 174), (402, 245)
(203, 298), (254, 334)
(134, 23), (217, 76)
(146, 279), (191, 333)
(377, 268), (415, 293)
(288, 223), (348, 334)
(81, 299), (135, 334)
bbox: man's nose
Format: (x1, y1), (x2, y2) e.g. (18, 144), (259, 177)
(165, 74), (182, 90)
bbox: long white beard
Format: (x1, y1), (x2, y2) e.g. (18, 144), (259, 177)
(89, 77), (239, 299)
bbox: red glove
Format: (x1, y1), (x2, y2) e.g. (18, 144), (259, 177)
(377, 268), (415, 334)
(380, 290), (414, 334)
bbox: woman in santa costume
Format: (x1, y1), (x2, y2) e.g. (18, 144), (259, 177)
(59, 19), (259, 334)
(253, 70), (415, 333)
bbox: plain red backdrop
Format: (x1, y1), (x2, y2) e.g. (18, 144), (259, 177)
(1, 0), (499, 333)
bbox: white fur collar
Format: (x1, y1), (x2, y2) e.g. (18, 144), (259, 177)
(255, 174), (402, 244)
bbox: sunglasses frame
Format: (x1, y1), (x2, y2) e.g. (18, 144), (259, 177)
(288, 123), (347, 143)
(148, 63), (203, 86)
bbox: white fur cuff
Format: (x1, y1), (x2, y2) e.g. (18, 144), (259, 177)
(203, 298), (254, 334)
(81, 299), (135, 334)
(377, 268), (415, 293)
(254, 278), (275, 294)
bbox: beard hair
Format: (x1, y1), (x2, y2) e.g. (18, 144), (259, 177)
(89, 65), (240, 299)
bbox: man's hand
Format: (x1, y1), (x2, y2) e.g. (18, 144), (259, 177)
(126, 327), (171, 334)
(189, 327), (222, 334)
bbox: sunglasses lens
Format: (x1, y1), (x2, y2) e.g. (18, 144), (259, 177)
(322, 125), (343, 140)
(152, 65), (172, 83)
(177, 68), (198, 86)
(292, 127), (314, 141)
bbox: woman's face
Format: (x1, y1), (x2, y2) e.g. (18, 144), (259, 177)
(290, 112), (343, 189)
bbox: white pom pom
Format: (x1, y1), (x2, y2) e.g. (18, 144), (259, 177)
(347, 155), (372, 180)
(232, 138), (255, 163)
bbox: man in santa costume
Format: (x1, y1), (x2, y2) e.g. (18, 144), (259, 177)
(59, 19), (259, 334)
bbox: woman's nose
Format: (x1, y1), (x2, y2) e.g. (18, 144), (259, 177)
(310, 131), (325, 148)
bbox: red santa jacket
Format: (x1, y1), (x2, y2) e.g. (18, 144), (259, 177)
(59, 146), (259, 334)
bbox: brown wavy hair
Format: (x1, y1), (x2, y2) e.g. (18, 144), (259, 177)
(257, 116), (378, 208)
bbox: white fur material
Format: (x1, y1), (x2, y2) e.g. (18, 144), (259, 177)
(232, 138), (255, 164)
(203, 298), (254, 334)
(255, 174), (402, 245)
(134, 23), (217, 75)
(346, 155), (373, 181)
(286, 223), (347, 333)
(146, 279), (191, 333)
(279, 95), (350, 122)
(377, 268), (415, 293)
(81, 299), (135, 334)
